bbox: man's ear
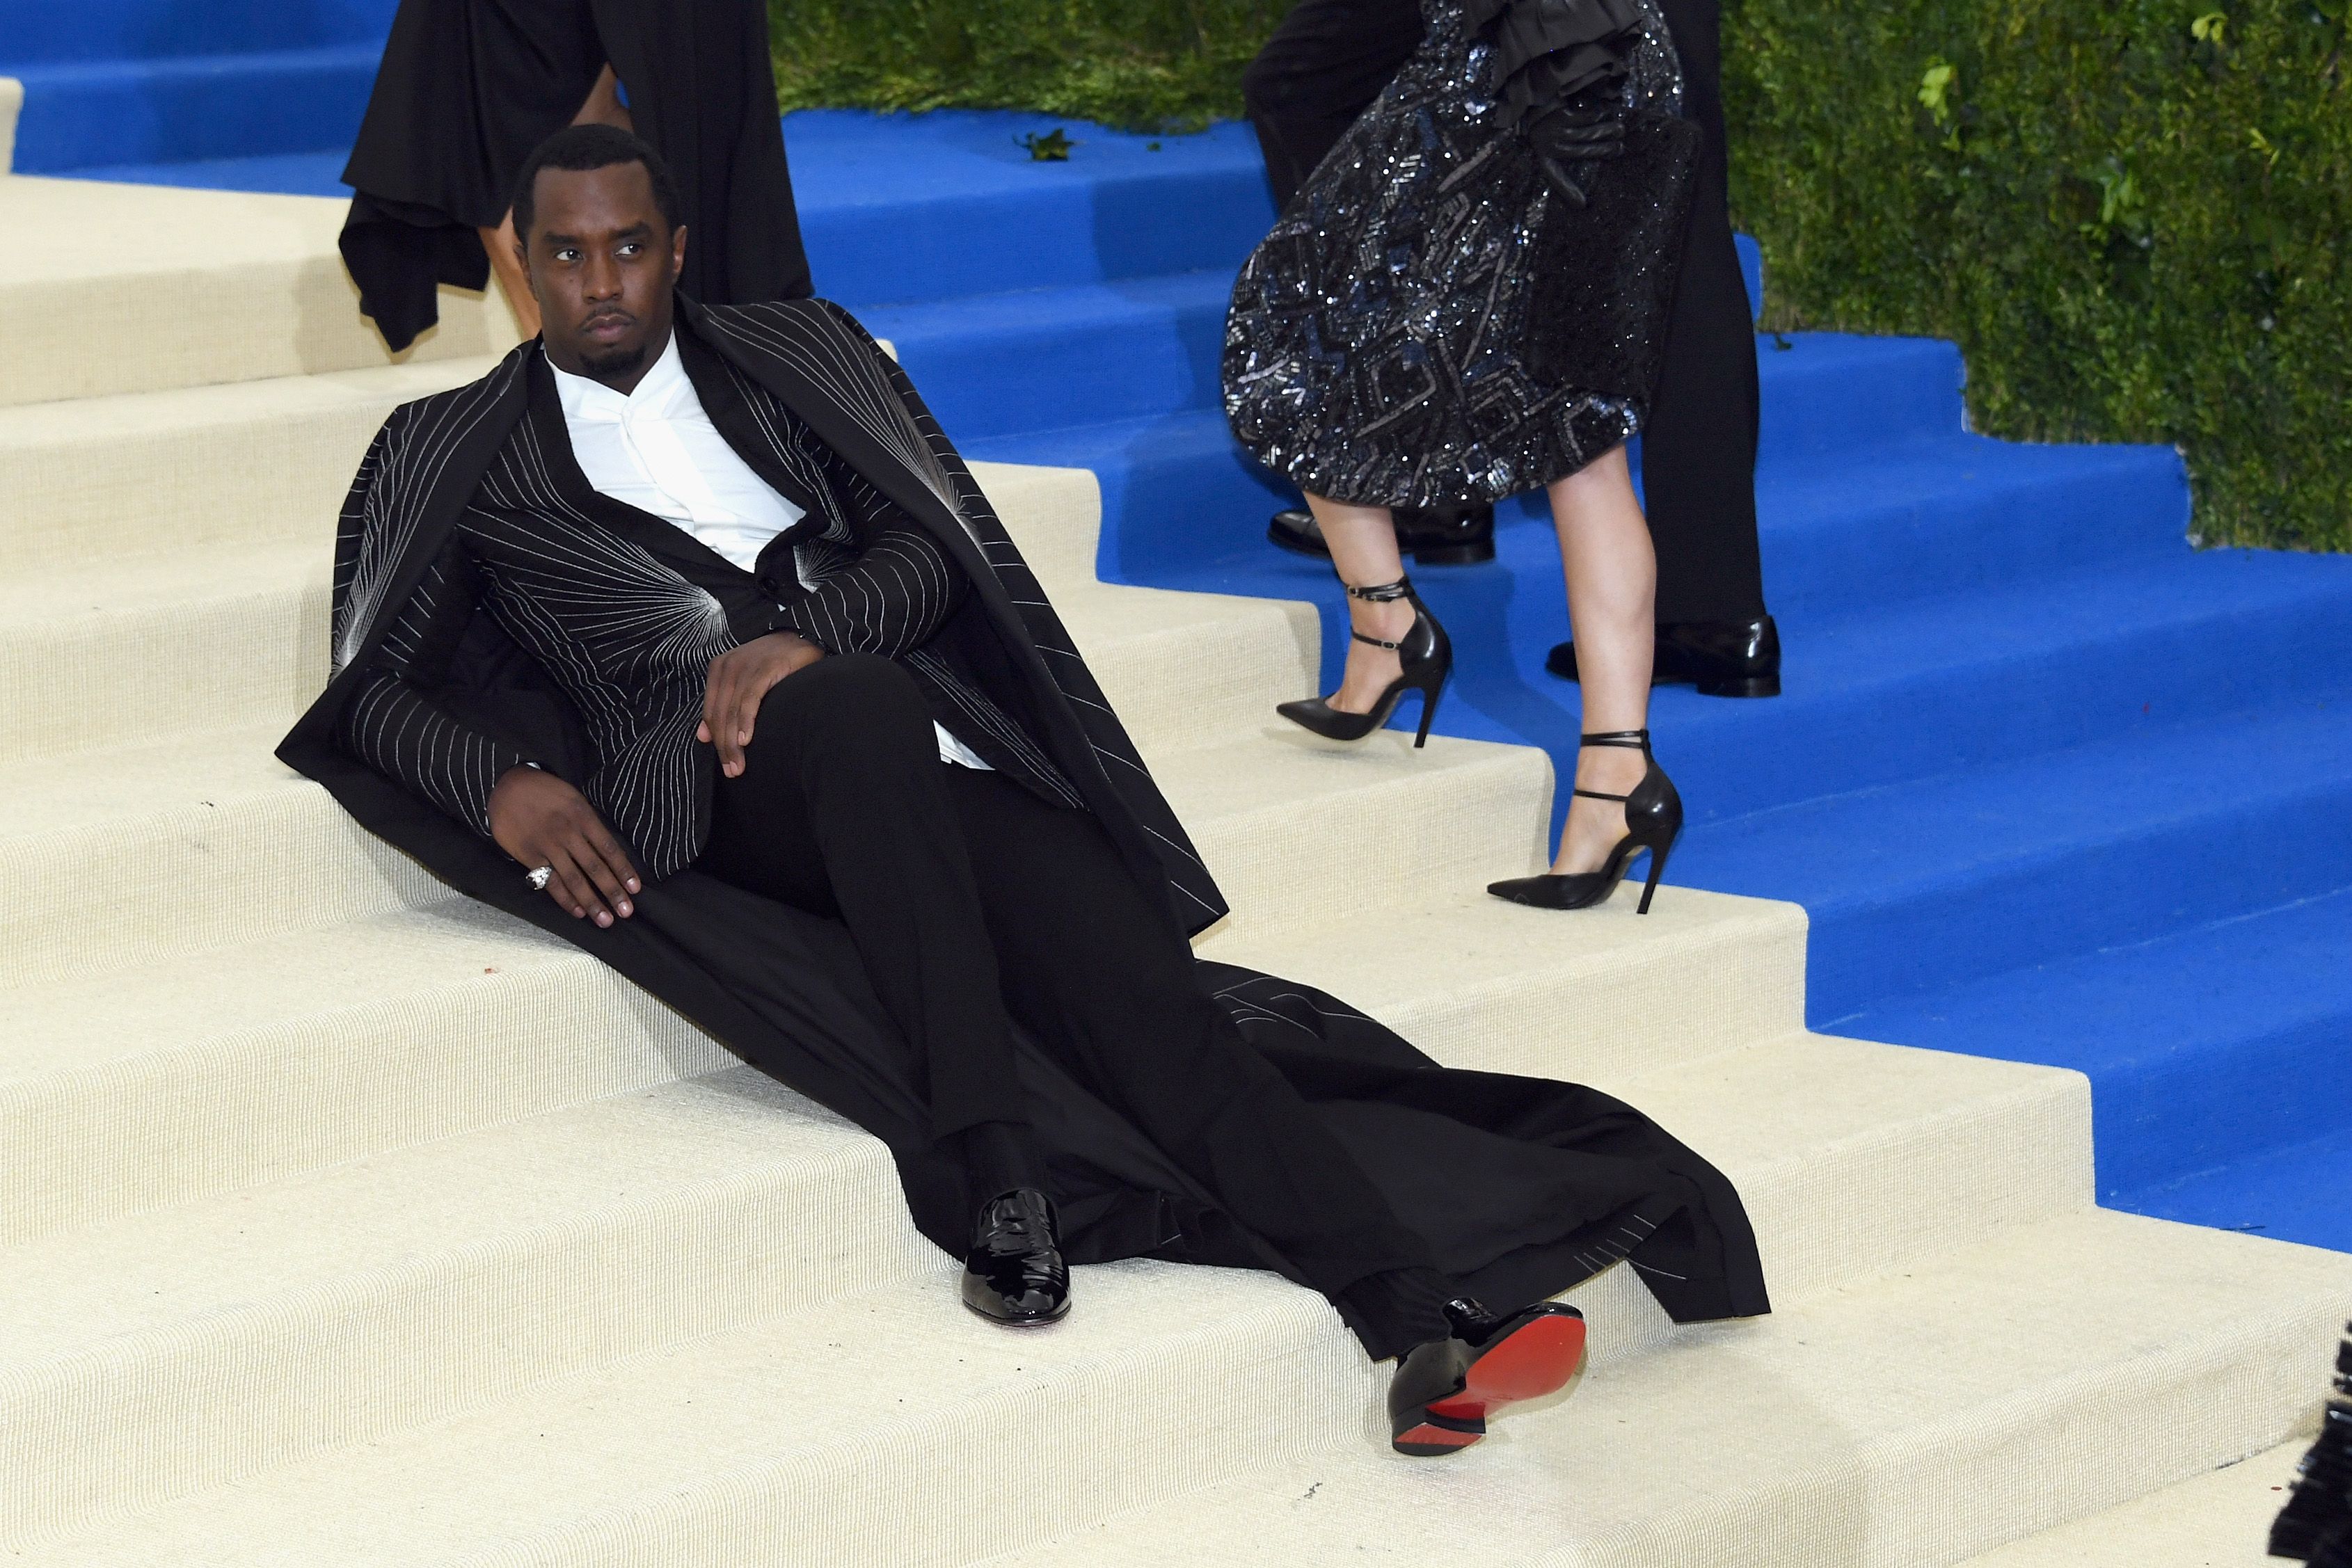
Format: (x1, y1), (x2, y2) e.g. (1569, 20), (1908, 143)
(670, 223), (689, 282)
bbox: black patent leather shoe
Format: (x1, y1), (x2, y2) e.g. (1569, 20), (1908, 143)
(1276, 575), (1453, 747)
(960, 1187), (1070, 1328)
(1389, 1297), (1589, 1456)
(1546, 614), (1782, 698)
(1267, 504), (1497, 566)
(1488, 729), (1683, 915)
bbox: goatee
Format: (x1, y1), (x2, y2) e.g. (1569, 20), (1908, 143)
(580, 340), (649, 381)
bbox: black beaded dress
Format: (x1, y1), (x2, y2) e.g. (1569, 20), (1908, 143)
(1223, 0), (1701, 509)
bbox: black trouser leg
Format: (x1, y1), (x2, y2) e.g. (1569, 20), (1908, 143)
(1641, 0), (1768, 625)
(695, 655), (1038, 1190)
(943, 765), (1454, 1358)
(1242, 0), (1425, 207)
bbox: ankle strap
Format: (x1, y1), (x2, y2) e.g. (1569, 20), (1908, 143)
(1573, 729), (1651, 803)
(1342, 576), (1415, 603)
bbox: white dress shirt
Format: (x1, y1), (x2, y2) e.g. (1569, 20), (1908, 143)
(550, 335), (989, 771)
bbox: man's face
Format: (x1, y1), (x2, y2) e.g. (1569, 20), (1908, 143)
(520, 160), (689, 391)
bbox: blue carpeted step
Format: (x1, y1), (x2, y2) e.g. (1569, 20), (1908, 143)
(52, 110), (1282, 310)
(966, 407), (1297, 575)
(1750, 333), (1964, 467)
(786, 111), (1276, 308)
(871, 273), (1235, 441)
(62, 150), (356, 196)
(6, 47), (381, 172)
(0, 0), (393, 65)
(1651, 551), (2352, 823)
(945, 331), (1996, 575)
(2122, 1122), (2352, 1252)
(1845, 885), (2352, 1204)
(1682, 694), (2352, 1021)
(1065, 426), (2345, 817)
(1754, 434), (2186, 616)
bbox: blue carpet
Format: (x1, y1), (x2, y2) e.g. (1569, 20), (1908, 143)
(15, 19), (2344, 1254)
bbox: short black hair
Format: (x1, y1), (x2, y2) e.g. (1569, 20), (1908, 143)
(510, 124), (681, 245)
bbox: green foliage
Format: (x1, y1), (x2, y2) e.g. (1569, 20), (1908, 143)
(1722, 0), (2352, 551)
(768, 0), (1285, 132)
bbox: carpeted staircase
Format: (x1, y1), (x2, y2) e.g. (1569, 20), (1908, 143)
(0, 115), (2346, 1563)
(4, 8), (2351, 1555)
(13, 0), (2344, 1253)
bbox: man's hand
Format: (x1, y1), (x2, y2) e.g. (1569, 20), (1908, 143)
(699, 631), (826, 778)
(488, 767), (642, 927)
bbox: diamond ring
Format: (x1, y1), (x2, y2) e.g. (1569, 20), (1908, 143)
(525, 865), (554, 892)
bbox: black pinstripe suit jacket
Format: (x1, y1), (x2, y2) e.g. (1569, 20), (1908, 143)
(281, 298), (1227, 931)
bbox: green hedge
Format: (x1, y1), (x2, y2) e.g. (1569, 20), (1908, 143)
(1724, 0), (2351, 551)
(770, 0), (2351, 550)
(768, 0), (1285, 131)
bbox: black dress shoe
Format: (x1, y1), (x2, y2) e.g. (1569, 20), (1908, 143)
(1546, 614), (1782, 698)
(1388, 1297), (1588, 1456)
(1266, 504), (1497, 566)
(960, 1187), (1070, 1328)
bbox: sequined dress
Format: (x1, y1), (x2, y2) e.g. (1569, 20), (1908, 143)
(1223, 0), (1696, 508)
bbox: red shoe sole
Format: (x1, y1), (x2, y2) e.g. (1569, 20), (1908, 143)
(1428, 1312), (1589, 1425)
(1392, 1413), (1486, 1457)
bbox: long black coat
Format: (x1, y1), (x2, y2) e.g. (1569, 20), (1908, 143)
(278, 298), (1770, 1337)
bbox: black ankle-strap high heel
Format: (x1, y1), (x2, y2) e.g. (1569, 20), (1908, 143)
(1488, 729), (1683, 913)
(1276, 576), (1454, 748)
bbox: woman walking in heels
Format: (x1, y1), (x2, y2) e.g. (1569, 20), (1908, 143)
(1225, 0), (1700, 913)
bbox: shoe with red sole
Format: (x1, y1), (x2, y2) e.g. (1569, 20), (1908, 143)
(1388, 1299), (1588, 1456)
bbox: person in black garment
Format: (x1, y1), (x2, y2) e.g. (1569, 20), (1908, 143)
(283, 127), (1769, 1456)
(337, 0), (812, 351)
(1242, 0), (1781, 698)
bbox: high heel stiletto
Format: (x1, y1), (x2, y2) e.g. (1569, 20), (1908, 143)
(1276, 575), (1454, 747)
(1488, 729), (1683, 914)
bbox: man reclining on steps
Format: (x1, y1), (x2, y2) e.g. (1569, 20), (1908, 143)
(279, 124), (1769, 1455)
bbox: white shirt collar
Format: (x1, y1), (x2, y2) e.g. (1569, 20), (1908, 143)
(548, 328), (692, 424)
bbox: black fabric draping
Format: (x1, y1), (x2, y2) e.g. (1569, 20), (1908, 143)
(277, 300), (1771, 1353)
(339, 0), (812, 352)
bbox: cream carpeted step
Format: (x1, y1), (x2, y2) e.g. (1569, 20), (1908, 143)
(0, 723), (1544, 985)
(0, 544), (1311, 767)
(0, 177), (517, 406)
(1956, 1440), (2297, 1567)
(0, 454), (1267, 762)
(0, 545), (324, 763)
(0, 333), (1088, 577)
(1152, 730), (1554, 931)
(0, 1022), (2086, 1552)
(978, 1215), (2352, 1568)
(0, 726), (444, 989)
(1198, 883), (1809, 1082)
(15, 1209), (2342, 1567)
(1, 883), (1799, 1248)
(0, 81), (22, 175)
(0, 902), (721, 1246)
(0, 357), (497, 571)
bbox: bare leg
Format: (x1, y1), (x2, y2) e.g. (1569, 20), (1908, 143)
(479, 66), (634, 341)
(1304, 492), (1416, 712)
(1547, 445), (1658, 874)
(571, 63), (633, 131)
